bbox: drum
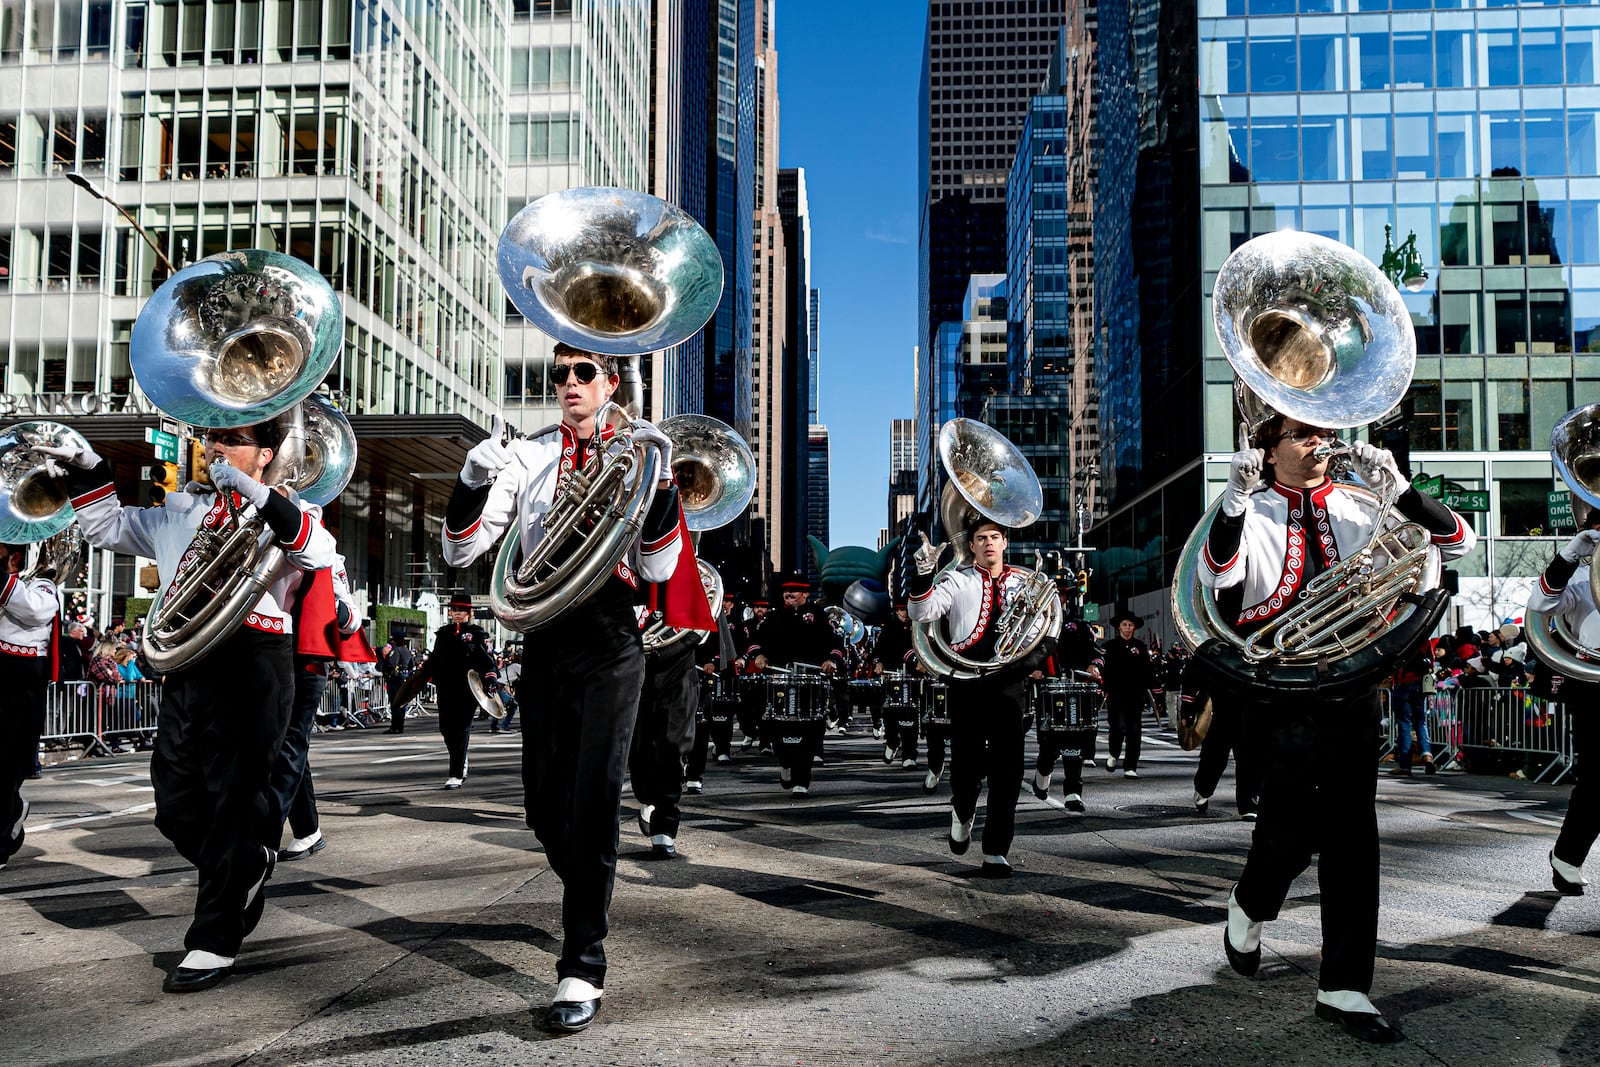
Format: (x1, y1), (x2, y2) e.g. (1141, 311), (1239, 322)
(922, 681), (952, 728)
(881, 671), (925, 708)
(762, 674), (831, 722)
(1033, 679), (1099, 733)
(847, 677), (883, 709)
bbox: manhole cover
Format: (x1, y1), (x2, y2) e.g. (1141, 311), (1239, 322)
(1116, 804), (1201, 816)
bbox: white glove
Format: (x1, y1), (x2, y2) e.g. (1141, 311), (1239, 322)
(1348, 440), (1402, 490)
(1221, 448), (1264, 518)
(34, 440), (103, 470)
(461, 416), (511, 489)
(913, 532), (947, 576)
(209, 460), (270, 509)
(1560, 528), (1600, 562)
(629, 419), (674, 481)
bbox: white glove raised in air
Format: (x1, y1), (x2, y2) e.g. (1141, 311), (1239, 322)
(34, 440), (103, 471)
(1560, 528), (1600, 562)
(460, 416), (512, 489)
(1347, 440), (1402, 490)
(1221, 448), (1264, 518)
(913, 532), (947, 576)
(628, 419), (675, 482)
(209, 460), (270, 509)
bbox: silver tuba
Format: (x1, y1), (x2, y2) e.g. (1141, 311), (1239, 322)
(489, 187), (724, 633)
(1169, 230), (1448, 697)
(911, 418), (1060, 680)
(825, 605), (866, 645)
(0, 419), (93, 546)
(134, 250), (347, 672)
(1524, 403), (1600, 682)
(640, 414), (752, 652)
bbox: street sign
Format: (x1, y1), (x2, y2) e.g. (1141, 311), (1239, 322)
(144, 427), (179, 464)
(1443, 489), (1489, 512)
(1082, 603), (1099, 622)
(1413, 474), (1443, 498)
(1548, 490), (1576, 529)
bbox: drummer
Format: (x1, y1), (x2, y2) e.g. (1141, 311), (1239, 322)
(873, 599), (919, 767)
(742, 574), (843, 796)
(1032, 590), (1103, 813)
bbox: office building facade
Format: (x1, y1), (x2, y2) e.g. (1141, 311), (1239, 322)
(750, 0), (786, 569)
(777, 166), (812, 568)
(1093, 0), (1600, 636)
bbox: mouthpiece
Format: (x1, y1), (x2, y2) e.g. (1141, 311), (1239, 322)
(1312, 440), (1347, 461)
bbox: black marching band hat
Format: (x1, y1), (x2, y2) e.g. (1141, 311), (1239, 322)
(776, 572), (810, 595)
(1110, 609), (1142, 628)
(448, 592), (474, 611)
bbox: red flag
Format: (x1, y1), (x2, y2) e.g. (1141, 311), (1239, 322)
(648, 507), (717, 632)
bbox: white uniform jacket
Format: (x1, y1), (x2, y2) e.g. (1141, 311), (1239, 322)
(441, 421), (682, 586)
(1528, 561), (1600, 650)
(1200, 478), (1475, 629)
(0, 573), (58, 658)
(70, 480), (335, 636)
(909, 564), (1057, 652)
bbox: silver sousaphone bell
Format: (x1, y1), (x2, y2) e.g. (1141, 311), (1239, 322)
(1525, 402), (1600, 683)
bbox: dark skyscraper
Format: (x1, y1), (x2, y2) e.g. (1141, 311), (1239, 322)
(779, 167), (813, 566)
(705, 0), (756, 442)
(916, 0), (1069, 516)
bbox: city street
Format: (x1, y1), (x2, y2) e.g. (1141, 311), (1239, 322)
(1, 718), (1596, 1066)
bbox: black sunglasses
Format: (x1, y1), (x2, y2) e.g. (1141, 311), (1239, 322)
(202, 431), (260, 448)
(550, 362), (604, 385)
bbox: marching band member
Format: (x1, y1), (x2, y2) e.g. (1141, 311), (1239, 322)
(910, 521), (1052, 877)
(1526, 507), (1600, 897)
(404, 594), (497, 789)
(1203, 416), (1473, 1043)
(631, 521), (716, 857)
(1100, 610), (1155, 778)
(1032, 606), (1101, 811)
(441, 341), (685, 1034)
(48, 422), (335, 993)
(269, 553), (366, 861)
(0, 543), (60, 873)
(733, 599), (769, 750)
(684, 592), (739, 787)
(873, 599), (919, 766)
(744, 574), (842, 796)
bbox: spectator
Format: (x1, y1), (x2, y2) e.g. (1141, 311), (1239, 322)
(58, 621), (90, 681)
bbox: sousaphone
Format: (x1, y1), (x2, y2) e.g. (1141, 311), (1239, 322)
(1523, 403), (1600, 683)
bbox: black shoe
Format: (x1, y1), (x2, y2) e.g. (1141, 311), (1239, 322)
(979, 859), (1013, 879)
(242, 847), (275, 938)
(1314, 1002), (1402, 1044)
(163, 965), (233, 993)
(636, 808), (652, 838)
(1063, 795), (1086, 813)
(277, 836), (327, 862)
(949, 822), (972, 856)
(1223, 924), (1260, 977)
(542, 997), (600, 1033)
(651, 841), (678, 859)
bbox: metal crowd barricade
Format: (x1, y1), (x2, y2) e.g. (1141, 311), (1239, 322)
(40, 679), (162, 756)
(1386, 685), (1574, 784)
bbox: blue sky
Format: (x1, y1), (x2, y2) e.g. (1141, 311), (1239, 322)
(776, 0), (925, 550)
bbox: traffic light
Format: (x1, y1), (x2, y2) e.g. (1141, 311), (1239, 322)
(1077, 570), (1090, 597)
(149, 461), (179, 505)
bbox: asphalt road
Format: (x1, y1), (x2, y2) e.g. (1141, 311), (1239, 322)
(1, 714), (1597, 1066)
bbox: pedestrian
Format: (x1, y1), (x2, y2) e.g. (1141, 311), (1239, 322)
(1100, 610), (1155, 778)
(380, 636), (416, 733)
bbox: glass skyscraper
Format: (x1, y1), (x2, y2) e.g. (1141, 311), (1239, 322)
(1093, 0), (1600, 635)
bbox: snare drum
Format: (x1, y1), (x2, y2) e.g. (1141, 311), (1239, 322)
(922, 681), (952, 728)
(847, 677), (884, 708)
(881, 672), (925, 709)
(763, 674), (831, 722)
(1032, 679), (1099, 733)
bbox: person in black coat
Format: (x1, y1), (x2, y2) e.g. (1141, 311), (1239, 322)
(745, 575), (842, 794)
(1032, 604), (1102, 810)
(1100, 610), (1156, 777)
(408, 594), (497, 788)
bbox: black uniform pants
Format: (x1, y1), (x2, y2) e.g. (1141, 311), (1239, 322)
(737, 682), (766, 745)
(385, 677), (408, 730)
(151, 630), (292, 957)
(924, 721), (949, 775)
(267, 662), (327, 842)
(520, 626), (645, 987)
(1036, 728), (1095, 796)
(1555, 683), (1599, 869)
(630, 640), (698, 839)
(1105, 692), (1146, 770)
(1234, 690), (1381, 994)
(1194, 701), (1258, 815)
(0, 655), (48, 863)
(886, 704), (920, 761)
(948, 675), (1027, 857)
(437, 699), (474, 779)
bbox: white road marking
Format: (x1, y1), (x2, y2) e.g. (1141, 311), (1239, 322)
(31, 802), (157, 832)
(1506, 810), (1566, 828)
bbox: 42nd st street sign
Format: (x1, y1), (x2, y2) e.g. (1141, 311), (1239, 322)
(1412, 474), (1489, 512)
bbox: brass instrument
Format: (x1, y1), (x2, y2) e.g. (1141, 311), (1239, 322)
(0, 420), (93, 547)
(640, 413), (753, 652)
(825, 605), (866, 646)
(132, 250), (349, 672)
(489, 187), (724, 633)
(911, 418), (1060, 680)
(1524, 403), (1600, 682)
(1170, 230), (1448, 697)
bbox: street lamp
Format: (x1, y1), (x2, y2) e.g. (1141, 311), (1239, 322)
(1380, 223), (1428, 292)
(66, 170), (176, 274)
